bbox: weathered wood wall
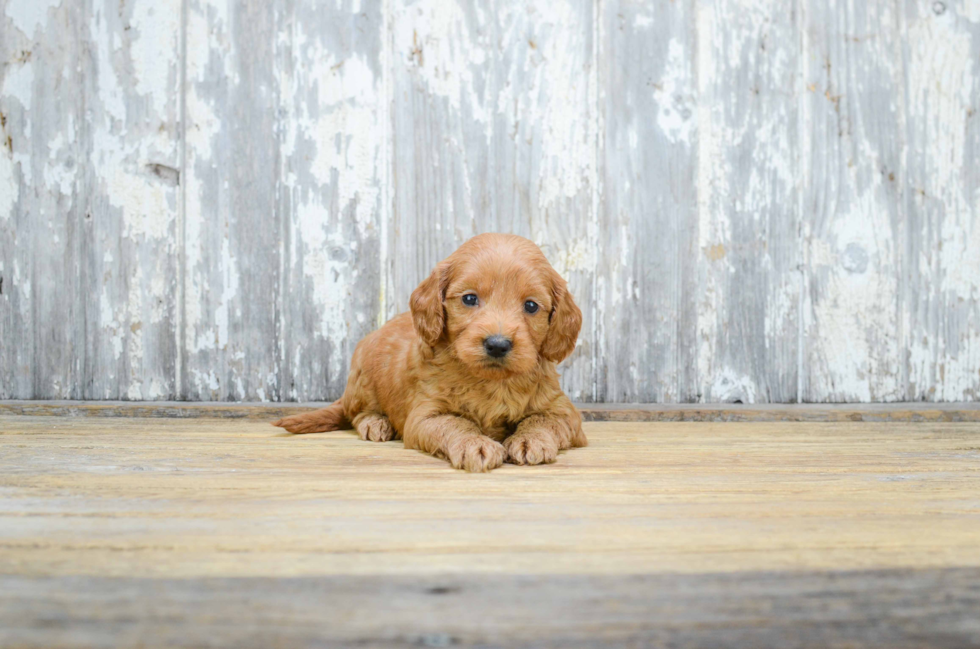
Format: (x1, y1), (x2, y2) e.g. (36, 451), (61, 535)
(1, 0), (978, 403)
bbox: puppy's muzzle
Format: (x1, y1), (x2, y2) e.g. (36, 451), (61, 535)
(483, 335), (512, 359)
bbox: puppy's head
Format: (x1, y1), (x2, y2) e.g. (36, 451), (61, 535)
(410, 233), (582, 379)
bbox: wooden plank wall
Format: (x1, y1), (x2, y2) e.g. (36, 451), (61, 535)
(1, 0), (978, 403)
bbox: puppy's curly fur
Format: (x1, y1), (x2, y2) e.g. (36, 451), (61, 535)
(272, 233), (587, 471)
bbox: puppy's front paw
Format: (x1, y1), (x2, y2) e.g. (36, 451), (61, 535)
(356, 414), (395, 442)
(505, 430), (559, 465)
(445, 435), (505, 472)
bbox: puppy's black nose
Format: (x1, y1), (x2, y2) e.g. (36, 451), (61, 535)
(483, 335), (512, 359)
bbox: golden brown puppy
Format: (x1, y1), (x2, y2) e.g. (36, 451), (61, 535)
(272, 233), (587, 471)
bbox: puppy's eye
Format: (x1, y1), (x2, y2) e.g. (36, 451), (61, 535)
(462, 293), (479, 307)
(524, 300), (539, 314)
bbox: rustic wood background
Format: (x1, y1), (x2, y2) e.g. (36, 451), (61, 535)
(1, 0), (978, 403)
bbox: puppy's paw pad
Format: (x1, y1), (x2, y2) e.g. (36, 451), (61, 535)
(357, 415), (395, 442)
(505, 433), (558, 465)
(448, 437), (505, 472)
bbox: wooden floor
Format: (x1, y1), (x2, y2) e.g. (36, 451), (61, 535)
(1, 415), (979, 648)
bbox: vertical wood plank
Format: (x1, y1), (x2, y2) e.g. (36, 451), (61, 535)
(277, 0), (384, 401)
(0, 0), (84, 398)
(597, 1), (698, 402)
(695, 0), (801, 403)
(801, 0), (907, 402)
(390, 0), (596, 400)
(904, 0), (980, 401)
(182, 0), (281, 400)
(79, 0), (181, 399)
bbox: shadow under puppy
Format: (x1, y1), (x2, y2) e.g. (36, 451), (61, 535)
(273, 233), (587, 471)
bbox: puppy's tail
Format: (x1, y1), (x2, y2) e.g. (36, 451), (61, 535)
(271, 399), (349, 434)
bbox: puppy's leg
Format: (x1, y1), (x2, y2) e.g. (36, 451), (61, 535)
(505, 398), (587, 465)
(352, 412), (395, 442)
(272, 400), (348, 434)
(404, 408), (505, 472)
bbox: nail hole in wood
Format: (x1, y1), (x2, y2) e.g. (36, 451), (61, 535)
(146, 163), (180, 186)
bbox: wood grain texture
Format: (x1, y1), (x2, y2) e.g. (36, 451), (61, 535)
(182, 0), (281, 400)
(904, 0), (980, 402)
(801, 0), (907, 402)
(3, 570), (979, 648)
(81, 0), (182, 400)
(1, 416), (979, 646)
(1, 0), (181, 401)
(597, 0), (698, 403)
(2, 416), (979, 575)
(276, 0), (384, 401)
(695, 0), (800, 403)
(389, 0), (596, 400)
(0, 0), (85, 399)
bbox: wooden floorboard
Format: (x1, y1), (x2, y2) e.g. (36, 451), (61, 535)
(1, 416), (979, 647)
(4, 570), (979, 648)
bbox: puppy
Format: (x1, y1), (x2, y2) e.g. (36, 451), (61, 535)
(272, 233), (587, 471)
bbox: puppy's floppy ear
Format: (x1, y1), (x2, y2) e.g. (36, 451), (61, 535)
(540, 271), (582, 363)
(410, 261), (450, 346)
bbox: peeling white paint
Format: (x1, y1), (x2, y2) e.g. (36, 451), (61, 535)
(307, 52), (381, 237)
(191, 369), (221, 393)
(186, 0), (234, 82)
(182, 0), (238, 384)
(2, 59), (35, 116)
(42, 154), (74, 199)
(905, 9), (979, 400)
(144, 377), (167, 400)
(0, 151), (17, 221)
(695, 4), (721, 395)
(808, 191), (903, 402)
(549, 237), (591, 276)
(276, 6), (387, 395)
(634, 13), (653, 29)
(396, 0), (487, 122)
(959, 0), (980, 23)
(524, 3), (592, 215)
(147, 272), (168, 325)
(182, 182), (205, 355)
(130, 0), (181, 116)
(710, 368), (758, 403)
(67, 0), (183, 398)
(3, 0), (979, 403)
(91, 114), (176, 243)
(91, 8), (127, 123)
(294, 201), (349, 349)
(908, 17), (975, 300)
(4, 0), (62, 37)
(185, 91), (221, 163)
(99, 289), (124, 361)
(655, 39), (694, 144)
(212, 236), (240, 352)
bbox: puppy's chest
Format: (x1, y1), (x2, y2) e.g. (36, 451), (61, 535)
(445, 381), (538, 433)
